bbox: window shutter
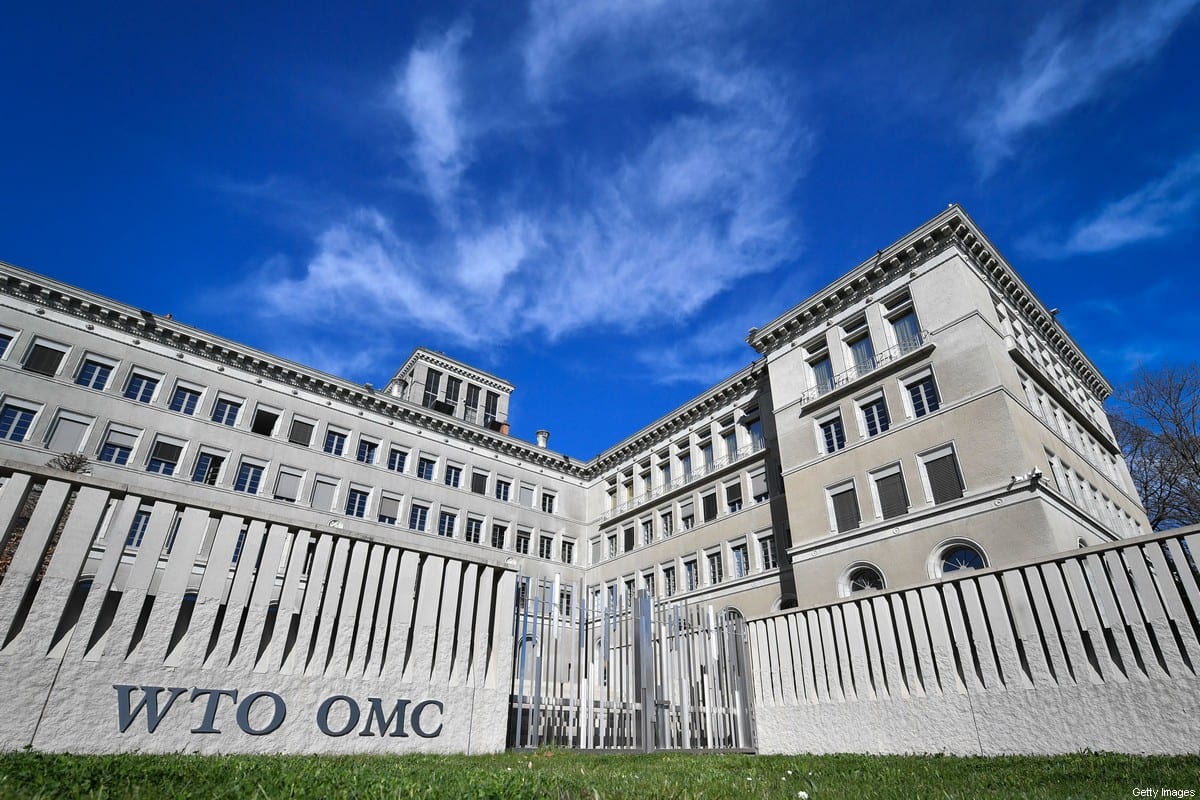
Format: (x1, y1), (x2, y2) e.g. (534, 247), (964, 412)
(679, 500), (694, 519)
(377, 496), (400, 520)
(876, 472), (908, 519)
(107, 429), (138, 449)
(311, 480), (336, 510)
(23, 344), (64, 376)
(832, 488), (860, 532)
(151, 441), (183, 463)
(623, 527), (635, 552)
(926, 454), (964, 503)
(702, 493), (718, 522)
(471, 472), (488, 494)
(750, 471), (768, 499)
(288, 420), (313, 445)
(725, 483), (742, 506)
(275, 470), (302, 502)
(47, 418), (88, 452)
(519, 485), (535, 507)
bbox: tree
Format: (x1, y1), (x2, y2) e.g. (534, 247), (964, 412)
(46, 452), (90, 473)
(1111, 363), (1200, 530)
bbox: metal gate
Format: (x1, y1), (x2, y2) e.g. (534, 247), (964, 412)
(508, 576), (755, 751)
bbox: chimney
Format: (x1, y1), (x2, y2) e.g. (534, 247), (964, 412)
(535, 429), (550, 448)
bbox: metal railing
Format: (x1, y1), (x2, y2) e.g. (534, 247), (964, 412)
(598, 438), (766, 523)
(799, 331), (930, 405)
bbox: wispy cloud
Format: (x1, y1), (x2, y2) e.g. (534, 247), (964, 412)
(244, 0), (809, 378)
(1023, 148), (1200, 257)
(968, 0), (1198, 173)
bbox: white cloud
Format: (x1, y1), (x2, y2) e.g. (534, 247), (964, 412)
(246, 0), (808, 375)
(968, 0), (1198, 172)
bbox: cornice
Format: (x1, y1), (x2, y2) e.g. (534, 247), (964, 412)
(392, 347), (514, 394)
(0, 264), (588, 479)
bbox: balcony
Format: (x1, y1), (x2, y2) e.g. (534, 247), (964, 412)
(597, 437), (766, 523)
(800, 331), (931, 407)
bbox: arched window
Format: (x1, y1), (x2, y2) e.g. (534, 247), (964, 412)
(847, 565), (885, 593)
(939, 543), (986, 574)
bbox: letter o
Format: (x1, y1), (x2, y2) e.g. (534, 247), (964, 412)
(410, 699), (443, 738)
(236, 691), (286, 736)
(317, 695), (360, 737)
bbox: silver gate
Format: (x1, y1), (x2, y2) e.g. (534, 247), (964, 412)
(508, 576), (755, 751)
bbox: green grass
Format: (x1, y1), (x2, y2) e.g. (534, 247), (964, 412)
(0, 750), (1195, 799)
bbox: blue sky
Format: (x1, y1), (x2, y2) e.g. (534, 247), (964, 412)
(2, 0), (1198, 458)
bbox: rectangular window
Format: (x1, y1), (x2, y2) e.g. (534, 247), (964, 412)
(707, 551), (723, 584)
(75, 358), (112, 390)
(659, 461), (672, 486)
(491, 524), (507, 549)
(417, 457), (436, 480)
(464, 517), (483, 544)
(495, 479), (511, 501)
(723, 430), (738, 460)
(684, 559), (698, 592)
(444, 377), (461, 407)
(378, 496), (400, 525)
(23, 341), (66, 376)
(124, 372), (159, 404)
(751, 470), (769, 503)
(192, 452), (225, 485)
(97, 426), (137, 464)
(231, 524), (250, 564)
(861, 397), (891, 437)
(356, 438), (378, 464)
(345, 488), (369, 518)
(641, 519), (653, 545)
(470, 471), (488, 494)
(759, 535), (778, 570)
(386, 448), (407, 472)
(924, 448), (965, 504)
(830, 483), (861, 532)
(908, 375), (941, 417)
(234, 461), (264, 494)
(811, 355), (834, 394)
(146, 439), (183, 476)
(874, 467), (909, 520)
(126, 509), (151, 548)
(561, 539), (574, 564)
(46, 413), (91, 453)
(725, 482), (743, 513)
(680, 499), (695, 531)
(848, 333), (876, 376)
(515, 530), (530, 555)
(680, 452), (692, 480)
(483, 391), (499, 427)
(438, 510), (457, 537)
(323, 429), (346, 456)
(541, 492), (556, 513)
(444, 464), (462, 488)
(732, 543), (750, 577)
(245, 407), (276, 436)
(0, 402), (37, 443)
(538, 535), (553, 559)
(702, 492), (718, 523)
(464, 384), (480, 423)
(607, 534), (617, 558)
(274, 468), (302, 501)
(211, 397), (241, 426)
(422, 369), (441, 408)
(746, 417), (765, 449)
(0, 330), (13, 359)
(663, 566), (677, 597)
(820, 416), (846, 454)
(891, 308), (922, 351)
(519, 484), (535, 507)
(560, 586), (573, 615)
(169, 385), (201, 415)
(700, 441), (714, 470)
(311, 477), (337, 510)
(409, 503), (429, 532)
(288, 418), (314, 446)
(642, 570), (655, 598)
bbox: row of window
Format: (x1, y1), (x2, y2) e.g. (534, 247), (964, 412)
(837, 540), (989, 597)
(805, 292), (923, 397)
(418, 367), (501, 428)
(1020, 371), (1122, 488)
(816, 370), (940, 457)
(826, 446), (965, 534)
(594, 468), (769, 563)
(1044, 449), (1142, 537)
(590, 531), (781, 606)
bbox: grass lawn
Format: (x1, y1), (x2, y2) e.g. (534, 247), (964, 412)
(0, 750), (1195, 799)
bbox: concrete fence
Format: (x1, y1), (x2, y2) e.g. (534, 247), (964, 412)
(747, 526), (1200, 755)
(0, 462), (516, 754)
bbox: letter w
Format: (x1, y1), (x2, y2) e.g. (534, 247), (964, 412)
(114, 685), (188, 733)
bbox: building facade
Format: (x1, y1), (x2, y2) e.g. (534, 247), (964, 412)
(0, 205), (1148, 627)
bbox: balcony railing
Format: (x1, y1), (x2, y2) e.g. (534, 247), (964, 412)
(800, 331), (930, 406)
(597, 437), (766, 523)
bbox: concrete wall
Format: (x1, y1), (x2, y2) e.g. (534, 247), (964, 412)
(748, 526), (1200, 755)
(0, 462), (516, 754)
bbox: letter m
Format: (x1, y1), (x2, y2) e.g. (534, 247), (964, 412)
(358, 698), (410, 738)
(114, 685), (188, 733)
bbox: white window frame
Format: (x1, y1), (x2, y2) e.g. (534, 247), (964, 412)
(22, 337), (70, 377)
(825, 478), (860, 534)
(123, 367), (165, 404)
(146, 434), (187, 476)
(74, 352), (118, 391)
(898, 366), (936, 419)
(856, 389), (890, 439)
(815, 409), (846, 455)
(917, 443), (963, 506)
(168, 380), (206, 415)
(209, 392), (244, 426)
(927, 537), (988, 579)
(44, 409), (94, 453)
(191, 447), (230, 486)
(0, 326), (18, 360)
